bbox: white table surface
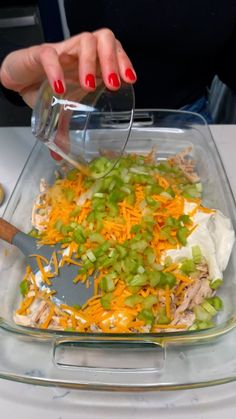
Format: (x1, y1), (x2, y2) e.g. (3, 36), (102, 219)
(0, 125), (236, 419)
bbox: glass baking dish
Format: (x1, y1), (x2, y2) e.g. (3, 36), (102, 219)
(1, 109), (236, 390)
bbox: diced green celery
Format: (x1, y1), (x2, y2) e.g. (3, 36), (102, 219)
(192, 245), (202, 264)
(142, 295), (158, 309)
(166, 187), (175, 198)
(164, 256), (172, 267)
(89, 157), (113, 178)
(145, 196), (160, 209)
(180, 259), (195, 274)
(116, 244), (128, 259)
(63, 188), (75, 202)
(60, 224), (73, 235)
(60, 237), (73, 244)
(165, 216), (179, 228)
(159, 272), (176, 288)
(100, 293), (113, 309)
(157, 162), (172, 172)
(195, 320), (214, 330)
(83, 260), (94, 271)
(201, 300), (217, 316)
(106, 202), (119, 217)
(66, 168), (78, 181)
(20, 279), (29, 296)
(137, 266), (145, 274)
(129, 274), (148, 287)
(193, 305), (212, 322)
(125, 192), (136, 205)
(54, 219), (64, 231)
(156, 307), (170, 324)
(145, 247), (156, 265)
(130, 240), (148, 252)
(73, 227), (86, 244)
(89, 232), (104, 244)
(100, 275), (115, 292)
(207, 296), (223, 311)
(138, 309), (154, 325)
(149, 270), (161, 287)
(182, 185), (201, 199)
(125, 295), (143, 307)
(178, 214), (190, 225)
(28, 228), (39, 238)
(210, 279), (223, 290)
(94, 192), (105, 198)
(73, 304), (81, 310)
(86, 250), (96, 262)
(177, 226), (189, 245)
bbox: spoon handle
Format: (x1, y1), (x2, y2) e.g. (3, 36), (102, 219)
(0, 218), (19, 244)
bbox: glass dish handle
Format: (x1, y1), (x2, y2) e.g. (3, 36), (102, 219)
(53, 338), (166, 371)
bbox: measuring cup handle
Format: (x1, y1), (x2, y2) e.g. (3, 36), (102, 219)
(0, 217), (19, 244)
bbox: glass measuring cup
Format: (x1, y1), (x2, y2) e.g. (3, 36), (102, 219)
(31, 78), (135, 176)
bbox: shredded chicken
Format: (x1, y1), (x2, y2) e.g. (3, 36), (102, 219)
(31, 179), (51, 231)
(170, 147), (200, 183)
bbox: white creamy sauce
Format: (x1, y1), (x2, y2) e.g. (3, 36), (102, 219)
(162, 201), (235, 282)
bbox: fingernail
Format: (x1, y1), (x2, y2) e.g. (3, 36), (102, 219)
(85, 74), (96, 89)
(125, 68), (136, 81)
(50, 150), (63, 161)
(108, 73), (120, 87)
(54, 80), (64, 94)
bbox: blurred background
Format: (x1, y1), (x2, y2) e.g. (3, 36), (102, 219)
(0, 0), (236, 126)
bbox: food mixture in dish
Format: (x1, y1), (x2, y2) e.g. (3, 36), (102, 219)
(14, 148), (235, 333)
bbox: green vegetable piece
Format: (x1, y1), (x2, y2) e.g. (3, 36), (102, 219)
(73, 304), (81, 311)
(125, 295), (143, 307)
(63, 188), (75, 202)
(54, 219), (64, 232)
(138, 309), (154, 325)
(89, 232), (104, 244)
(129, 274), (148, 287)
(201, 300), (217, 316)
(149, 270), (161, 287)
(130, 240), (148, 252)
(192, 245), (202, 264)
(179, 214), (190, 225)
(101, 293), (113, 310)
(166, 187), (175, 198)
(142, 295), (158, 309)
(194, 305), (212, 322)
(158, 272), (176, 288)
(207, 296), (223, 311)
(70, 206), (81, 217)
(177, 226), (189, 245)
(210, 279), (223, 290)
(86, 250), (96, 262)
(66, 168), (78, 181)
(165, 216), (179, 228)
(164, 256), (172, 267)
(180, 259), (196, 274)
(28, 228), (39, 238)
(60, 237), (73, 244)
(100, 275), (115, 292)
(20, 279), (29, 296)
(156, 307), (170, 324)
(145, 247), (156, 264)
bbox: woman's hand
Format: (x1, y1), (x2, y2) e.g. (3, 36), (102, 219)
(0, 28), (136, 108)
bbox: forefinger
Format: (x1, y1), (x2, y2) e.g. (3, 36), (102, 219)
(94, 29), (121, 90)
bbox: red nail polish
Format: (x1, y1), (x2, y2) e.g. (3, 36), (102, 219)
(85, 74), (96, 89)
(108, 73), (120, 87)
(50, 150), (63, 161)
(54, 80), (64, 94)
(125, 68), (136, 81)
